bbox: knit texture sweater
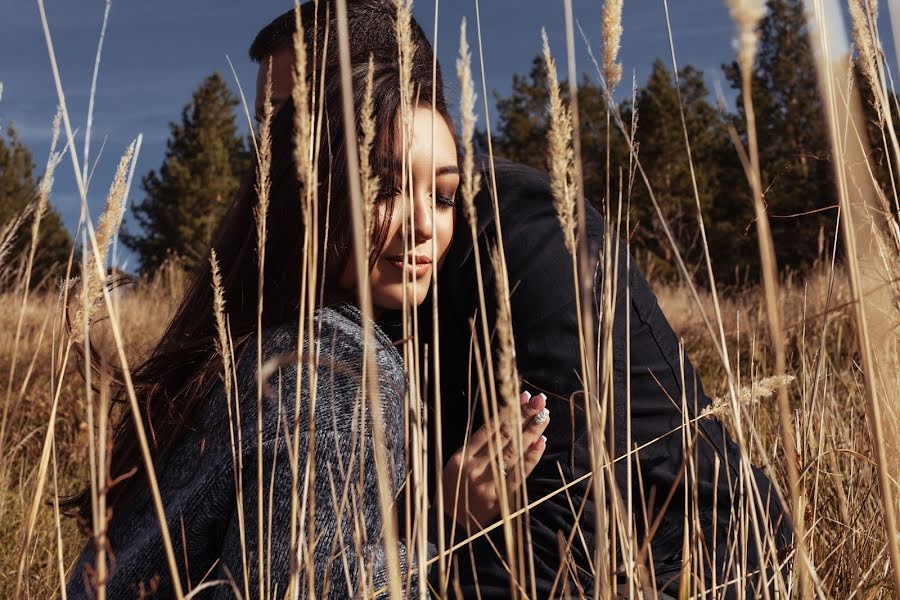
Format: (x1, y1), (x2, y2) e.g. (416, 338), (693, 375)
(65, 303), (429, 599)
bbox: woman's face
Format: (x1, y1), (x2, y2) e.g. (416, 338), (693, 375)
(340, 105), (458, 311)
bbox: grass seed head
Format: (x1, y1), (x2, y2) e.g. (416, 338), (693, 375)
(360, 54), (380, 247)
(542, 28), (576, 255)
(726, 0), (765, 76)
(457, 18), (481, 231)
(601, 0), (624, 91)
(849, 0), (884, 125)
(74, 141), (135, 339)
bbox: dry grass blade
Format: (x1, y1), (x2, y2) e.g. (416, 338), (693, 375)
(806, 0), (900, 594)
(253, 60), (272, 600)
(0, 109), (63, 457)
(210, 250), (232, 399)
(489, 246), (518, 410)
(702, 375), (796, 442)
(334, 0), (403, 597)
(724, 1), (808, 595)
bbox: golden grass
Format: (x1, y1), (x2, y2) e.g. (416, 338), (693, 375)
(6, 0), (900, 598)
(5, 259), (898, 597)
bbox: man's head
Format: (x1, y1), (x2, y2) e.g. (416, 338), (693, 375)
(249, 1), (442, 122)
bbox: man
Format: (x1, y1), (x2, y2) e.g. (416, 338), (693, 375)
(249, 3), (791, 598)
(435, 157), (791, 597)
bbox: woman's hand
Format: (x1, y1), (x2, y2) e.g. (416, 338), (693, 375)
(440, 391), (551, 529)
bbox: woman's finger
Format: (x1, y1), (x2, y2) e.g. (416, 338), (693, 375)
(477, 390), (547, 464)
(501, 403), (550, 480)
(518, 391), (547, 423)
(506, 432), (548, 489)
(465, 390), (534, 458)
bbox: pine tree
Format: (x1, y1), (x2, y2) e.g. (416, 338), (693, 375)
(488, 56), (729, 283)
(723, 0), (835, 278)
(486, 56), (625, 215)
(628, 59), (729, 280)
(0, 123), (72, 287)
(122, 73), (250, 275)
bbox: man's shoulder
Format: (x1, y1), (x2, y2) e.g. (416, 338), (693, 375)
(474, 155), (551, 196)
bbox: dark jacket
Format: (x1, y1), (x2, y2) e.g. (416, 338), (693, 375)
(429, 157), (791, 598)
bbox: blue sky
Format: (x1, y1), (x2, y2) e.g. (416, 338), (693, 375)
(0, 0), (897, 272)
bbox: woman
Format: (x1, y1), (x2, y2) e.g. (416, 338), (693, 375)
(63, 5), (551, 599)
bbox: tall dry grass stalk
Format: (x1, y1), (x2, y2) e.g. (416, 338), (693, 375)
(0, 109), (62, 457)
(725, 1), (809, 595)
(81, 0), (110, 187)
(334, 1), (404, 597)
(806, 0), (900, 594)
(72, 141), (134, 341)
(427, 4), (449, 593)
(453, 2), (528, 591)
(540, 39), (610, 592)
(656, 13), (789, 596)
(253, 63), (272, 600)
(32, 1), (187, 596)
(286, 4), (314, 596)
(291, 3), (312, 194)
(849, 0), (900, 242)
(450, 18), (528, 595)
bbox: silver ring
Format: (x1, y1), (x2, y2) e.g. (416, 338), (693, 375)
(500, 459), (509, 477)
(533, 408), (550, 425)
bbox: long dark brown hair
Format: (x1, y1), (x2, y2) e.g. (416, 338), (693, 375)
(62, 1), (453, 526)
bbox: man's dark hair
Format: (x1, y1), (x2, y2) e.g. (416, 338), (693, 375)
(249, 0), (442, 93)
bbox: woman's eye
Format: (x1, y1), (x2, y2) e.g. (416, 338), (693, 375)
(377, 187), (402, 200)
(436, 194), (457, 208)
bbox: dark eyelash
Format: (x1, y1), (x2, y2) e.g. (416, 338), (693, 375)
(436, 195), (456, 207)
(377, 187), (402, 199)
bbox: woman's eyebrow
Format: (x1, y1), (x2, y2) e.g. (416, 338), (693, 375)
(435, 165), (460, 176)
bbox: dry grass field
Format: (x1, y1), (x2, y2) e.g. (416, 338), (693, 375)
(3, 0), (900, 598)
(0, 262), (894, 597)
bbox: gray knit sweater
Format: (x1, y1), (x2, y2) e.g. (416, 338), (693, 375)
(65, 303), (430, 599)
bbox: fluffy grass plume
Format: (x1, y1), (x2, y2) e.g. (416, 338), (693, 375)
(541, 28), (576, 255)
(291, 1), (313, 192)
(849, 0), (883, 123)
(726, 0), (765, 74)
(601, 0), (623, 91)
(456, 17), (481, 231)
(0, 205), (34, 275)
(73, 141), (135, 340)
(359, 54), (379, 245)
(702, 374), (795, 439)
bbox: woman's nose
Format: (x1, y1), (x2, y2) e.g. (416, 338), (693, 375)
(409, 192), (434, 244)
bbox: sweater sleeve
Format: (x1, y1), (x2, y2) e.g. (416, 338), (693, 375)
(210, 310), (431, 599)
(212, 432), (426, 599)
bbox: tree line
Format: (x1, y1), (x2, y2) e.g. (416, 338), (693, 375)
(487, 0), (898, 285)
(1, 0), (896, 288)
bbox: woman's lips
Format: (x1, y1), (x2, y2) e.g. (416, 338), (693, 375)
(385, 253), (432, 278)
